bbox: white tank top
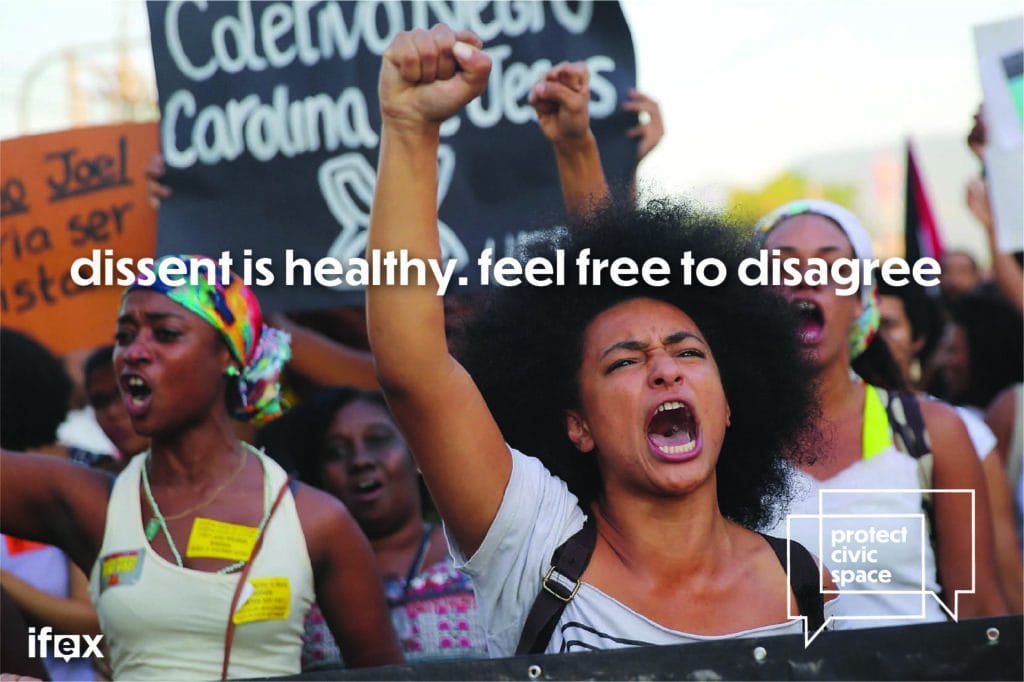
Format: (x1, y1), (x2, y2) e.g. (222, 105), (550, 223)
(89, 449), (314, 680)
(765, 386), (946, 627)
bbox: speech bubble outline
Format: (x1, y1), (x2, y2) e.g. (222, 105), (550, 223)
(785, 512), (929, 646)
(820, 489), (976, 621)
(785, 487), (976, 647)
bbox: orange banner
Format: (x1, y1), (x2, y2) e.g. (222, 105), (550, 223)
(1, 122), (158, 354)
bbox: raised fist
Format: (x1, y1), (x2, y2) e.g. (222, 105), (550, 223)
(529, 61), (591, 144)
(379, 24), (491, 128)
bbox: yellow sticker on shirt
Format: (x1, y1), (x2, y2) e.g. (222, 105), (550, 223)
(233, 577), (291, 624)
(185, 517), (259, 562)
(101, 552), (138, 577)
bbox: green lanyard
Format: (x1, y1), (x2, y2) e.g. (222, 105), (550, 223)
(141, 443), (273, 574)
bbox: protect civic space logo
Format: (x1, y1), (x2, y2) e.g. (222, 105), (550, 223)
(785, 488), (977, 646)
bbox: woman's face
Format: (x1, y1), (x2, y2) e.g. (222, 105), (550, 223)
(319, 399), (420, 537)
(86, 362), (150, 457)
(877, 294), (924, 381)
(762, 214), (863, 371)
(568, 298), (730, 500)
(113, 290), (232, 437)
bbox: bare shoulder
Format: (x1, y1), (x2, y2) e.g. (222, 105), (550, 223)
(918, 398), (986, 485)
(985, 386), (1017, 436)
(290, 482), (364, 568)
(919, 398), (970, 444)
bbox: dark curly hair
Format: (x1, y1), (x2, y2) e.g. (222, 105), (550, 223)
(453, 199), (820, 530)
(84, 344), (115, 385)
(1, 328), (73, 450)
(256, 387), (387, 487)
(945, 290), (1023, 408)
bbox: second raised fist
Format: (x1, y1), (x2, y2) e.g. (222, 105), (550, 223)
(379, 24), (492, 130)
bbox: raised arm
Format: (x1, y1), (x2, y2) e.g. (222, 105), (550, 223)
(967, 176), (1023, 314)
(366, 25), (509, 555)
(923, 401), (1008, 617)
(623, 88), (665, 166)
(267, 313), (379, 390)
(0, 450), (112, 573)
(529, 62), (609, 217)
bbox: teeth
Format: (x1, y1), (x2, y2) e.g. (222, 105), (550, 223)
(797, 301), (815, 311)
(656, 401), (684, 413)
(356, 481), (377, 491)
(128, 376), (145, 387)
(660, 440), (696, 455)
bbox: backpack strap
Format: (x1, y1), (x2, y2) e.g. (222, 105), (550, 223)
(760, 534), (825, 633)
(880, 389), (947, 601)
(515, 516), (597, 655)
(880, 389), (935, 528)
(878, 388), (931, 460)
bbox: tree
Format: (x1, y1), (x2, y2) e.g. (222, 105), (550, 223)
(725, 170), (857, 225)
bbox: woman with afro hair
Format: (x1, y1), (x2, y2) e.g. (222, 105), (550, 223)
(367, 25), (838, 657)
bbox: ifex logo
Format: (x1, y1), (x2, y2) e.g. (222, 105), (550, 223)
(27, 626), (104, 662)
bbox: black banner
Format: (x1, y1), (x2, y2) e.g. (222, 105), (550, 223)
(147, 0), (637, 311)
(289, 616), (1023, 681)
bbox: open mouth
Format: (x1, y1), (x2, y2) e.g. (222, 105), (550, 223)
(646, 400), (700, 461)
(120, 375), (152, 416)
(793, 299), (825, 344)
(351, 478), (384, 501)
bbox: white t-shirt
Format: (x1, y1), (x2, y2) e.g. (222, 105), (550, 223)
(953, 405), (997, 460)
(449, 447), (839, 657)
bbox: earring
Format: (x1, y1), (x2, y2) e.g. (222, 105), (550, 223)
(225, 365), (240, 378)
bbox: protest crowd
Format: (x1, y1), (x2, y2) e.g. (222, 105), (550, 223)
(1, 8), (1022, 682)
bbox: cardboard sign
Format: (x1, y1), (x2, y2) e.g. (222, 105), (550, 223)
(974, 16), (1024, 253)
(0, 123), (159, 354)
(147, 0), (638, 311)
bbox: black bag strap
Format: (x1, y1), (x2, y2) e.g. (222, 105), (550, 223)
(882, 389), (946, 602)
(761, 534), (825, 633)
(879, 388), (931, 460)
(515, 516), (597, 655)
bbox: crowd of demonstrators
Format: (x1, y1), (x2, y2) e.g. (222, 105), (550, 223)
(914, 105), (1024, 587)
(876, 282), (1023, 610)
(258, 388), (487, 668)
(754, 202), (1008, 622)
(367, 25), (838, 657)
(3, 20), (1023, 681)
(525, 51), (1012, 624)
(964, 115), (1024, 569)
(1, 262), (403, 679)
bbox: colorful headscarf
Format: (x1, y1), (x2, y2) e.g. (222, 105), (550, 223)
(124, 255), (291, 423)
(754, 199), (880, 359)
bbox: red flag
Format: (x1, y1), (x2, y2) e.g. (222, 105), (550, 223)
(904, 140), (945, 263)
